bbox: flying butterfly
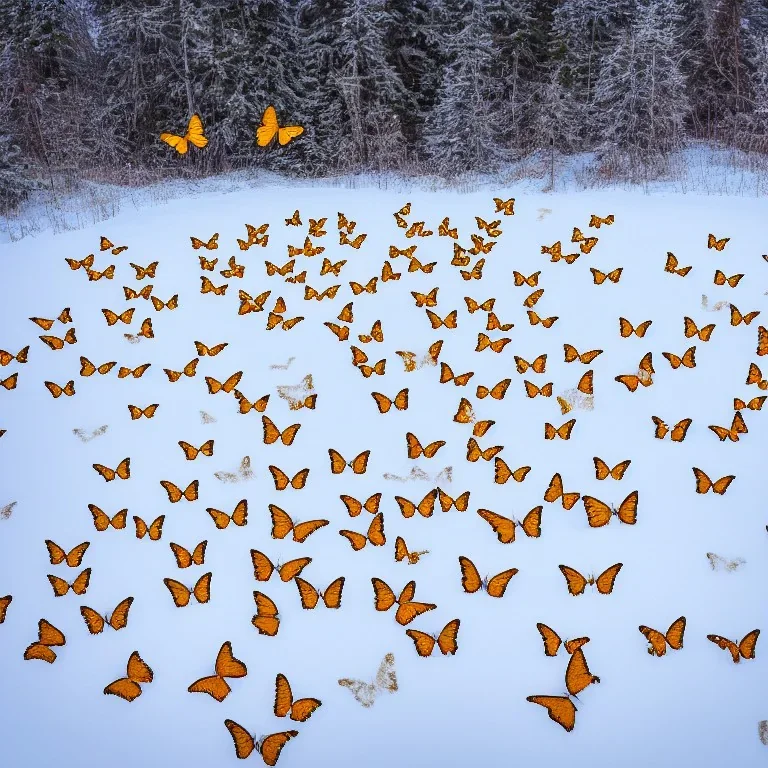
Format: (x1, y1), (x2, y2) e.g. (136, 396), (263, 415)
(251, 550), (311, 583)
(476, 333), (511, 353)
(590, 267), (623, 284)
(371, 389), (408, 413)
(639, 617), (686, 656)
(730, 305), (760, 326)
(708, 411), (748, 442)
(663, 346), (696, 369)
(92, 458), (130, 482)
(160, 479), (199, 503)
(494, 459), (532, 485)
(339, 512), (386, 551)
(164, 359), (199, 381)
(615, 352), (655, 392)
(160, 114), (208, 154)
(559, 563), (623, 596)
(170, 541), (207, 569)
(252, 591), (281, 637)
(707, 233), (729, 251)
(692, 467), (735, 494)
(589, 214), (614, 227)
(134, 515), (165, 540)
(274, 673), (322, 722)
(477, 506), (541, 543)
(340, 493), (381, 518)
(178, 439), (214, 460)
(256, 105), (303, 147)
(104, 651), (153, 702)
(707, 630), (760, 663)
(394, 536), (429, 565)
(269, 504), (327, 541)
(295, 576), (345, 609)
(188, 641), (247, 702)
(544, 419), (575, 440)
(581, 491), (638, 528)
(45, 380), (75, 398)
(24, 619), (65, 663)
(395, 489), (438, 519)
(371, 578), (436, 625)
(440, 362), (474, 387)
(47, 568), (91, 597)
(39, 327), (77, 350)
(80, 597), (134, 634)
(88, 504), (128, 531)
(536, 624), (590, 657)
(458, 556), (518, 598)
(664, 252), (692, 276)
(163, 572), (212, 607)
(684, 316), (715, 341)
(224, 720), (298, 764)
(406, 619), (460, 657)
(593, 457), (631, 481)
(207, 499), (248, 530)
(619, 317), (652, 338)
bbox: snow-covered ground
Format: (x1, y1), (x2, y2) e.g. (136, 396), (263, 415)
(0, 178), (766, 767)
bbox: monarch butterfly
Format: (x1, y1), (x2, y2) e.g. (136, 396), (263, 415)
(459, 556), (518, 597)
(466, 437), (503, 462)
(639, 617), (686, 656)
(92, 458), (130, 482)
(104, 651), (153, 702)
(425, 309), (458, 330)
(664, 252), (692, 276)
(30, 307), (72, 329)
(308, 217), (327, 237)
(713, 269), (743, 287)
(319, 258), (346, 276)
(593, 457), (631, 480)
(251, 550), (311, 582)
(394, 536), (429, 564)
(465, 296), (495, 314)
(684, 316), (715, 341)
(164, 359), (198, 381)
(102, 308), (135, 326)
(324, 322), (350, 341)
(339, 512), (385, 551)
(86, 265), (115, 281)
(295, 576), (344, 609)
(406, 619), (460, 657)
(707, 233), (729, 251)
(734, 396), (766, 411)
(391, 245), (418, 260)
(47, 568), (91, 596)
(79, 357), (116, 377)
(663, 346), (696, 369)
(256, 105), (304, 147)
(476, 333), (511, 352)
(252, 591), (280, 636)
(487, 312), (514, 331)
(405, 432), (445, 459)
(328, 449), (370, 475)
(0, 346), (29, 366)
(468, 234), (495, 254)
(437, 488), (470, 513)
(65, 254), (94, 270)
(45, 540), (89, 567)
(269, 504), (327, 541)
(340, 232), (367, 249)
(274, 673), (322, 722)
(160, 480), (199, 503)
(493, 197), (515, 215)
(615, 352), (655, 392)
(536, 624), (590, 657)
(200, 277), (227, 296)
(452, 244), (470, 266)
(460, 258), (485, 281)
(707, 630), (759, 663)
(581, 491), (638, 528)
(188, 641), (247, 702)
(224, 720), (298, 763)
(205, 372), (242, 394)
(304, 285), (340, 301)
(340, 493), (381, 517)
(527, 311), (558, 328)
(494, 459), (531, 485)
(160, 114), (208, 154)
(589, 214), (614, 228)
(371, 389), (408, 413)
(39, 327), (77, 350)
(45, 380), (76, 398)
(590, 267), (623, 284)
(219, 256), (245, 279)
(80, 597), (134, 634)
(522, 290), (544, 309)
(88, 504), (128, 531)
(24, 619), (66, 663)
(477, 378), (511, 400)
(170, 541), (207, 569)
(178, 440), (214, 460)
(237, 222), (269, 250)
(405, 221), (433, 238)
(652, 416), (692, 442)
(477, 506), (542, 543)
(238, 289), (271, 315)
(440, 362), (474, 387)
(729, 305), (760, 326)
(234, 391), (271, 415)
(559, 563), (623, 595)
(207, 500), (248, 530)
(571, 227), (599, 253)
(199, 256), (218, 271)
(692, 467), (735, 494)
(395, 489), (438, 518)
(262, 416), (301, 446)
(544, 419), (576, 440)
(708, 411), (748, 442)
(163, 572), (212, 607)
(619, 317), (652, 338)
(134, 515), (165, 540)
(349, 278), (378, 295)
(371, 578), (436, 625)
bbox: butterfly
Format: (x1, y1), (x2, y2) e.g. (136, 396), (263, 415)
(572, 227), (598, 253)
(0, 595), (11, 623)
(273, 674), (322, 724)
(256, 105), (304, 146)
(440, 362), (474, 387)
(574, 369), (594, 395)
(458, 556), (518, 597)
(486, 312), (514, 332)
(707, 630), (760, 663)
(24, 619), (66, 663)
(39, 328), (77, 350)
(615, 352), (655, 391)
(207, 500), (248, 530)
(163, 572), (212, 607)
(395, 536), (429, 564)
(493, 197), (515, 215)
(47, 568), (91, 597)
(349, 278), (378, 297)
(438, 217), (458, 238)
(734, 396), (766, 410)
(252, 591), (281, 637)
(464, 297), (495, 314)
(320, 258), (347, 277)
(326, 449), (369, 476)
(524, 380), (553, 398)
(269, 504), (326, 540)
(237, 223), (269, 250)
(589, 213), (614, 227)
(134, 515), (165, 540)
(759, 325), (768, 356)
(581, 490), (638, 528)
(730, 305), (760, 326)
(160, 480), (199, 503)
(663, 346), (697, 369)
(251, 550), (311, 583)
(0, 346), (29, 366)
(45, 380), (76, 398)
(684, 316), (715, 341)
(339, 494), (381, 519)
(65, 254), (94, 270)
(468, 234), (495, 255)
(395, 490), (438, 518)
(358, 320), (384, 344)
(453, 395), (489, 433)
(164, 359), (198, 381)
(460, 258), (485, 281)
(393, 203), (411, 228)
(225, 722), (299, 765)
(405, 432), (445, 460)
(45, 540), (89, 567)
(435, 488), (469, 513)
(713, 269), (743, 287)
(170, 541), (207, 568)
(205, 371), (242, 394)
(308, 217), (327, 237)
(104, 651), (153, 702)
(371, 389), (408, 414)
(30, 307), (72, 329)
(233, 391), (271, 415)
(522, 289), (545, 309)
(190, 232), (219, 251)
(542, 242), (579, 264)
(238, 289), (271, 315)
(199, 256), (218, 271)
(371, 578), (436, 625)
(304, 285), (340, 302)
(88, 504), (128, 531)
(340, 232), (367, 249)
(593, 457), (631, 480)
(406, 619), (460, 657)
(527, 649), (600, 732)
(188, 641), (247, 702)
(338, 653), (398, 708)
(179, 439), (214, 460)
(591, 267), (623, 284)
(527, 310), (558, 328)
(693, 467), (735, 494)
(79, 597), (134, 635)
(260, 416), (300, 447)
(544, 419), (575, 440)
(466, 437), (503, 462)
(160, 114), (207, 154)
(536, 624), (590, 657)
(543, 473), (580, 509)
(79, 357), (116, 377)
(99, 236), (127, 255)
(475, 217), (502, 237)
(425, 309), (458, 330)
(639, 617), (686, 656)
(559, 563), (623, 595)
(477, 506), (542, 543)
(150, 292), (180, 311)
(476, 333), (511, 353)
(708, 233), (729, 251)
(405, 221), (433, 238)
(664, 252), (692, 276)
(324, 322), (350, 341)
(200, 277), (227, 295)
(351, 347), (386, 378)
(619, 317), (652, 337)
(92, 458), (130, 482)
(266, 260), (295, 278)
(296, 576), (345, 609)
(1, 373), (18, 390)
(709, 411), (748, 442)
(118, 361), (152, 379)
(339, 512), (386, 551)
(451, 244), (470, 266)
(494, 459), (532, 485)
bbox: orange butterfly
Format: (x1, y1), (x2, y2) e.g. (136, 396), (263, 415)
(684, 316), (715, 341)
(47, 568), (91, 597)
(406, 619), (460, 657)
(134, 515), (165, 540)
(615, 352), (654, 391)
(65, 254), (94, 270)
(581, 491), (638, 528)
(436, 488), (470, 513)
(758, 325), (768, 356)
(200, 276), (227, 295)
(269, 466), (310, 491)
(730, 305), (760, 326)
(118, 363), (151, 379)
(405, 432), (445, 459)
(92, 458), (130, 482)
(590, 267), (623, 284)
(664, 252), (692, 276)
(238, 289), (271, 315)
(324, 322), (350, 342)
(527, 310), (557, 328)
(45, 539), (89, 566)
(460, 258), (485, 280)
(169, 541), (207, 568)
(164, 359), (198, 381)
(99, 236), (127, 255)
(86, 265), (116, 281)
(199, 256), (218, 271)
(525, 380), (553, 398)
(563, 344), (603, 364)
(468, 234), (495, 254)
(163, 572), (212, 607)
(205, 371), (242, 394)
(237, 222), (269, 250)
(493, 197), (515, 215)
(308, 217), (327, 237)
(256, 105), (304, 147)
(190, 232), (218, 250)
(707, 630), (759, 663)
(559, 563), (623, 595)
(589, 214), (614, 228)
(80, 597), (134, 634)
(88, 504), (128, 531)
(328, 449), (370, 474)
(571, 227), (598, 253)
(1, 372), (18, 390)
(340, 493), (381, 518)
(45, 380), (75, 398)
(477, 506), (541, 543)
(476, 333), (511, 353)
(0, 346), (29, 366)
(544, 473), (580, 509)
(440, 362), (474, 386)
(269, 504), (326, 540)
(593, 457), (631, 480)
(358, 320), (384, 344)
(178, 439), (214, 460)
(274, 673), (322, 722)
(390, 244), (417, 259)
(707, 233), (729, 251)
(619, 317), (652, 338)
(262, 416), (301, 446)
(394, 536), (429, 564)
(104, 651), (153, 702)
(734, 396), (766, 411)
(395, 489), (438, 519)
(371, 578), (436, 625)
(494, 459), (531, 485)
(207, 500), (248, 530)
(692, 467), (734, 494)
(544, 419), (575, 440)
(24, 619), (66, 663)
(251, 550), (311, 582)
(371, 389), (408, 413)
(187, 641), (247, 702)
(340, 232), (367, 249)
(708, 411), (748, 442)
(39, 327), (77, 350)
(160, 480), (199, 503)
(252, 591), (281, 636)
(714, 269), (743, 287)
(296, 576), (345, 609)
(663, 346), (696, 369)
(438, 217), (458, 238)
(466, 437), (502, 462)
(476, 378), (511, 400)
(639, 617), (686, 656)
(458, 556), (518, 597)
(224, 720), (298, 762)
(339, 512), (386, 551)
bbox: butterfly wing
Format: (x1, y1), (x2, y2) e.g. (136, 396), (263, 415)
(259, 731), (299, 766)
(458, 556), (483, 593)
(163, 578), (192, 607)
(224, 719), (256, 759)
(739, 629), (760, 660)
(526, 695), (576, 732)
(436, 619), (460, 655)
(536, 623), (563, 656)
(486, 568), (518, 598)
(257, 106), (280, 147)
(665, 616), (686, 651)
(476, 509), (516, 544)
(405, 629), (436, 657)
(582, 496), (613, 528)
(565, 648), (600, 696)
(595, 563), (623, 594)
(639, 626), (669, 656)
(559, 565), (588, 596)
